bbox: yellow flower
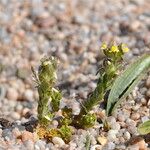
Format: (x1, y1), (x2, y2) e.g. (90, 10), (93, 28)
(101, 43), (107, 49)
(110, 45), (119, 53)
(121, 44), (129, 53)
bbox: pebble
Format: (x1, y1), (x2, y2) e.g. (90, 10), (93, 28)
(102, 142), (116, 150)
(6, 87), (19, 101)
(110, 122), (120, 130)
(141, 116), (149, 123)
(107, 130), (118, 141)
(52, 137), (65, 147)
(21, 131), (34, 142)
(34, 140), (46, 150)
(128, 137), (147, 150)
(11, 112), (20, 120)
(146, 76), (150, 88)
(23, 89), (34, 101)
(146, 89), (150, 98)
(131, 113), (140, 120)
(123, 131), (131, 140)
(117, 113), (126, 122)
(0, 85), (6, 101)
(97, 136), (107, 145)
(2, 129), (13, 141)
(12, 128), (21, 138)
(23, 140), (34, 150)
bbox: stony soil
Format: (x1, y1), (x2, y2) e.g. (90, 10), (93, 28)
(0, 0), (150, 149)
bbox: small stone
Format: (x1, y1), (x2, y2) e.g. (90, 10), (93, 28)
(146, 76), (150, 88)
(21, 131), (34, 142)
(97, 136), (107, 145)
(11, 112), (20, 120)
(16, 68), (29, 80)
(69, 142), (77, 150)
(12, 128), (21, 138)
(22, 108), (31, 118)
(128, 137), (147, 150)
(117, 113), (126, 122)
(34, 140), (46, 150)
(146, 89), (150, 98)
(52, 120), (59, 128)
(141, 116), (149, 123)
(23, 140), (34, 150)
(147, 99), (150, 106)
(107, 116), (116, 124)
(11, 112), (21, 120)
(2, 129), (13, 140)
(127, 144), (140, 150)
(141, 98), (147, 105)
(103, 142), (116, 150)
(126, 119), (136, 127)
(131, 113), (140, 120)
(107, 130), (118, 141)
(123, 131), (131, 140)
(90, 145), (102, 150)
(23, 89), (34, 101)
(0, 128), (2, 136)
(52, 137), (65, 147)
(6, 87), (19, 101)
(0, 85), (6, 101)
(35, 16), (56, 28)
(111, 122), (120, 130)
(130, 21), (141, 31)
(119, 137), (125, 143)
(90, 136), (97, 145)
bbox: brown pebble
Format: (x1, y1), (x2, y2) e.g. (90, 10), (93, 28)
(35, 16), (56, 28)
(21, 131), (34, 142)
(12, 128), (21, 138)
(6, 87), (19, 101)
(127, 136), (147, 150)
(131, 113), (140, 120)
(146, 76), (150, 88)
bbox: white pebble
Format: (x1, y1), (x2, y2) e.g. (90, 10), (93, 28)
(123, 131), (131, 140)
(107, 130), (118, 141)
(52, 137), (65, 147)
(111, 122), (120, 130)
(23, 89), (34, 101)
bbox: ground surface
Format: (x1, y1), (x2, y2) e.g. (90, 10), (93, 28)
(0, 0), (150, 149)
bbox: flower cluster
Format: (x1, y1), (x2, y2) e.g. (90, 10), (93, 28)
(101, 42), (129, 61)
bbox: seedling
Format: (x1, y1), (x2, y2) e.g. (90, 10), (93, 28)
(32, 42), (150, 142)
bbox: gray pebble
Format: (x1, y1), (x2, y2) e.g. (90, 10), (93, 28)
(23, 140), (34, 150)
(102, 142), (116, 150)
(146, 89), (150, 97)
(2, 129), (13, 141)
(34, 140), (46, 150)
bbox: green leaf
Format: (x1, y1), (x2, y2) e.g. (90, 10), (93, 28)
(138, 120), (150, 135)
(106, 55), (150, 115)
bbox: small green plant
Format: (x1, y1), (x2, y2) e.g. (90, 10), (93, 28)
(32, 57), (62, 125)
(33, 42), (150, 142)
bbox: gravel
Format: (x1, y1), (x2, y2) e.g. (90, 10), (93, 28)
(0, 0), (150, 149)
